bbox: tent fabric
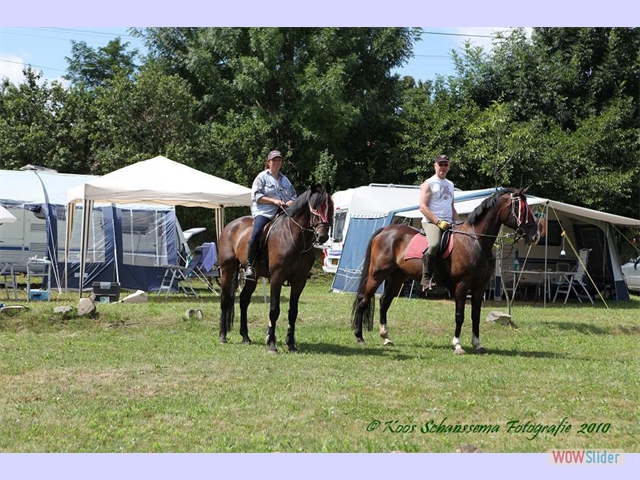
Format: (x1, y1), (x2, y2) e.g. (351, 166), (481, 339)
(67, 156), (252, 208)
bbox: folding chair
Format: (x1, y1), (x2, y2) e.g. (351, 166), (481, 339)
(158, 250), (203, 299)
(552, 248), (594, 304)
(0, 262), (18, 300)
(190, 242), (220, 295)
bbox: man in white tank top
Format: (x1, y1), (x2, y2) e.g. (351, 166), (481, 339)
(419, 154), (459, 290)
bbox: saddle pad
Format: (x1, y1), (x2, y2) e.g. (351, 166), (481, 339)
(405, 234), (429, 260)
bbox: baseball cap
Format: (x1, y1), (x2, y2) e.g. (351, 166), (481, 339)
(433, 154), (450, 164)
(268, 150), (284, 161)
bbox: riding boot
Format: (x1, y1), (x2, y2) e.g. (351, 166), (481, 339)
(245, 238), (260, 281)
(421, 251), (436, 290)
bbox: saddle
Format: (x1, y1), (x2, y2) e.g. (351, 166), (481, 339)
(404, 229), (454, 261)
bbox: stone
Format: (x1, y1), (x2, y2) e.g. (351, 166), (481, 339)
(485, 311), (511, 326)
(185, 308), (203, 320)
(0, 305), (29, 316)
(77, 297), (97, 317)
(121, 290), (148, 304)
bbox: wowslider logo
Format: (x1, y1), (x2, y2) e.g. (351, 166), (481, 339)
(548, 450), (624, 465)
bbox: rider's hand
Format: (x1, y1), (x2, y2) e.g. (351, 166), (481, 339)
(437, 220), (452, 231)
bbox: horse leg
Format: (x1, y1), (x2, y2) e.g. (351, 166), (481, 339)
(378, 270), (405, 346)
(266, 281), (283, 353)
(452, 284), (469, 355)
(470, 290), (487, 354)
(238, 277), (258, 344)
(219, 264), (238, 344)
(285, 278), (306, 352)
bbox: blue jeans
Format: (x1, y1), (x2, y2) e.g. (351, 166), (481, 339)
(249, 215), (271, 244)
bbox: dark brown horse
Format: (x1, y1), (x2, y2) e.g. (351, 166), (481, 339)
(218, 184), (333, 352)
(352, 187), (540, 354)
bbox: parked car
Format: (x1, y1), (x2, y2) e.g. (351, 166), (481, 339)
(621, 257), (640, 293)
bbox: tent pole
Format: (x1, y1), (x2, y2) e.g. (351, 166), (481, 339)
(544, 201), (549, 307)
(112, 213), (120, 285)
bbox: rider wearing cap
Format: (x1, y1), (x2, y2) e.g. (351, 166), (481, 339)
(419, 154), (459, 290)
(245, 150), (297, 280)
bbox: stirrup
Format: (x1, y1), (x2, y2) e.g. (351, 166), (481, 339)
(244, 266), (256, 281)
(422, 278), (436, 292)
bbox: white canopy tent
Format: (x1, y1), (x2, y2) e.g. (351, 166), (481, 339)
(66, 156), (252, 293)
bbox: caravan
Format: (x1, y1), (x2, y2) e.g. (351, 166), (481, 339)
(322, 185), (429, 273)
(322, 188), (355, 273)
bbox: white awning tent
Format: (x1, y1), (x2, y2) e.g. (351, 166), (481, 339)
(66, 156), (252, 293)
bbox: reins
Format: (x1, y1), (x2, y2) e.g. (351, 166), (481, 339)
(450, 191), (538, 261)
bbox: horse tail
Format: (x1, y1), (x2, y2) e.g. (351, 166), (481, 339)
(351, 228), (383, 332)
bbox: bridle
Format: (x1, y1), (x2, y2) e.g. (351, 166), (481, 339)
(281, 193), (333, 251)
(509, 193), (538, 242)
(309, 196), (333, 234)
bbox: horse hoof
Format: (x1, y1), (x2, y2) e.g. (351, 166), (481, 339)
(243, 337), (252, 345)
(219, 336), (228, 344)
(288, 346), (298, 353)
(267, 347), (278, 354)
(475, 347), (488, 354)
(357, 338), (365, 344)
(383, 338), (394, 346)
(454, 348), (466, 355)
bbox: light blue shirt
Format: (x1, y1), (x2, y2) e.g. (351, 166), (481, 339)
(251, 170), (297, 218)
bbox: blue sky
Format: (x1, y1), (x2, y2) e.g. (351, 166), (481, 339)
(1, 0), (637, 86)
(0, 27), (508, 85)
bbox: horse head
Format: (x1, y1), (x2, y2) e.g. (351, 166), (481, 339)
(502, 187), (540, 245)
(308, 183), (333, 244)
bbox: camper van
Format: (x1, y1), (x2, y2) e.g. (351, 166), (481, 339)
(322, 189), (355, 273)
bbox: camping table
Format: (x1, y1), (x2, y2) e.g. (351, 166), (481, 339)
(506, 270), (565, 302)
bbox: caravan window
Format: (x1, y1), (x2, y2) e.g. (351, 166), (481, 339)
(121, 209), (171, 267)
(332, 210), (348, 243)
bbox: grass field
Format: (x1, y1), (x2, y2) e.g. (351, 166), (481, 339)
(1, 273), (639, 453)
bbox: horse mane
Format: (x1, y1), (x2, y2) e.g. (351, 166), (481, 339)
(285, 185), (327, 218)
(466, 188), (516, 225)
(285, 189), (314, 217)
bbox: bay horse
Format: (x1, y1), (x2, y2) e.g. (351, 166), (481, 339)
(218, 184), (333, 352)
(352, 187), (540, 354)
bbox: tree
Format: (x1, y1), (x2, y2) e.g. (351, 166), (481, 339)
(0, 69), (68, 170)
(64, 37), (139, 89)
(88, 64), (199, 173)
(139, 27), (420, 190)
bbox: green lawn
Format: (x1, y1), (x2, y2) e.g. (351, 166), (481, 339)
(1, 275), (638, 452)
